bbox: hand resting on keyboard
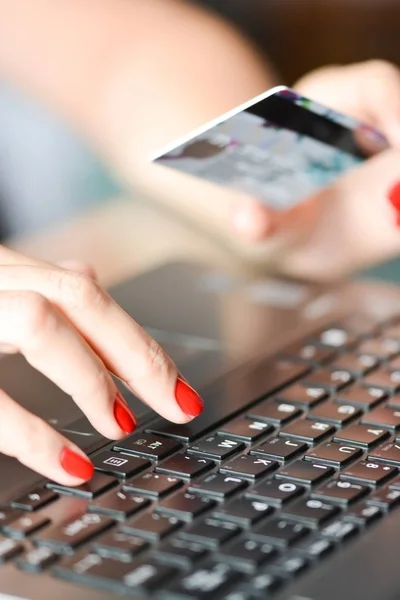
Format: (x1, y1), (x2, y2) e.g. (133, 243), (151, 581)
(0, 245), (203, 486)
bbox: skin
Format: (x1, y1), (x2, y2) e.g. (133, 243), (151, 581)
(0, 1), (399, 481)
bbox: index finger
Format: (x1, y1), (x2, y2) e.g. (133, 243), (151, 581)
(0, 260), (204, 424)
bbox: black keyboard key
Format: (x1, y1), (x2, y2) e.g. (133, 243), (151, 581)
(0, 507), (23, 527)
(362, 369), (400, 394)
(121, 513), (181, 542)
(249, 572), (283, 597)
(388, 357), (400, 372)
(123, 472), (183, 498)
(248, 401), (301, 426)
(0, 536), (22, 562)
(362, 406), (400, 430)
(114, 434), (182, 461)
(34, 513), (114, 551)
(388, 394), (400, 409)
(188, 436), (245, 461)
(92, 530), (148, 559)
(251, 518), (310, 548)
(383, 324), (400, 341)
(213, 497), (273, 527)
(333, 424), (390, 448)
(275, 460), (334, 486)
(11, 487), (58, 512)
(163, 563), (241, 599)
(220, 454), (278, 479)
(156, 491), (215, 522)
(217, 538), (276, 573)
(334, 384), (386, 410)
(280, 420), (334, 444)
(246, 479), (304, 505)
(301, 369), (352, 392)
(344, 503), (383, 526)
(189, 473), (247, 499)
(292, 537), (334, 560)
(332, 353), (378, 377)
(217, 417), (273, 443)
(311, 326), (356, 348)
(3, 513), (50, 539)
(55, 554), (177, 595)
(308, 401), (361, 426)
(16, 546), (58, 572)
(369, 441), (400, 466)
(319, 519), (358, 542)
(276, 383), (328, 408)
(154, 538), (209, 568)
(47, 472), (118, 499)
(305, 442), (362, 468)
(311, 480), (369, 505)
(366, 487), (400, 511)
(358, 338), (400, 360)
(92, 451), (150, 478)
(157, 454), (215, 479)
(178, 518), (240, 549)
(268, 554), (308, 578)
(250, 437), (307, 463)
(340, 460), (397, 486)
(89, 489), (150, 519)
(280, 498), (339, 528)
(282, 341), (336, 365)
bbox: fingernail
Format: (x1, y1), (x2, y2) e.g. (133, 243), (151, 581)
(175, 377), (204, 417)
(60, 448), (94, 480)
(387, 181), (400, 211)
(114, 394), (137, 434)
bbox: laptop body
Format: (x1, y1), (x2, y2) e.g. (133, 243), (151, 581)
(0, 260), (400, 600)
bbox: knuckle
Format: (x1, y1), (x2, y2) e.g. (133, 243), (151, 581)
(56, 270), (106, 312)
(367, 59), (400, 80)
(144, 338), (170, 378)
(16, 292), (55, 339)
(18, 416), (49, 459)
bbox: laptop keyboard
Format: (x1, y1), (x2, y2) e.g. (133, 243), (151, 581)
(3, 316), (400, 598)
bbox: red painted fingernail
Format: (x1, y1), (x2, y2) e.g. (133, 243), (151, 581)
(395, 213), (400, 228)
(175, 378), (204, 417)
(114, 394), (137, 434)
(60, 448), (94, 481)
(388, 181), (400, 211)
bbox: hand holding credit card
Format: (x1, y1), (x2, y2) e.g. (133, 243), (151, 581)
(152, 86), (389, 212)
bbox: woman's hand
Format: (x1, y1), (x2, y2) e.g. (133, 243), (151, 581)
(0, 246), (203, 486)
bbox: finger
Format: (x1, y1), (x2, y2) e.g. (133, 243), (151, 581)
(295, 60), (400, 147)
(0, 290), (136, 440)
(0, 388), (94, 485)
(57, 259), (98, 281)
(0, 267), (203, 424)
(280, 147), (400, 279)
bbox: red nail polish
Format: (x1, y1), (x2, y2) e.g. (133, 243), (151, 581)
(60, 448), (94, 480)
(175, 378), (204, 417)
(388, 181), (400, 211)
(395, 213), (400, 228)
(114, 394), (137, 434)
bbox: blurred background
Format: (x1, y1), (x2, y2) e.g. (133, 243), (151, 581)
(1, 0), (400, 278)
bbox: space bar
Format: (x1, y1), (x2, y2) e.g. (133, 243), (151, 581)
(147, 360), (309, 442)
